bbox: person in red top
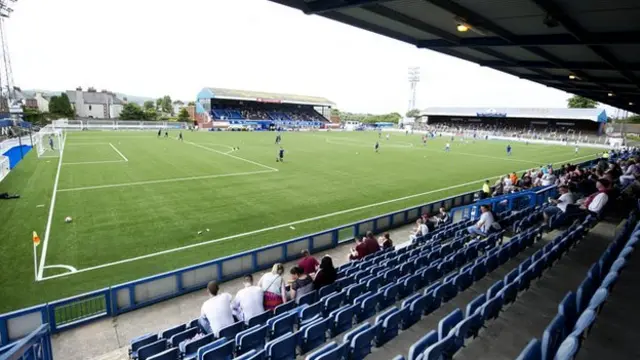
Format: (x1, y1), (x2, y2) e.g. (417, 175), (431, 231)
(364, 231), (380, 255)
(298, 250), (319, 275)
(349, 236), (369, 261)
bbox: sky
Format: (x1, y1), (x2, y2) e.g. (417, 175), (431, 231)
(6, 0), (617, 115)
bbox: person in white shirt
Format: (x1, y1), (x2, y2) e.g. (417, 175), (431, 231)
(199, 281), (235, 337)
(567, 179), (610, 217)
(258, 263), (287, 311)
(467, 205), (496, 237)
(409, 218), (429, 241)
(541, 173), (556, 186)
(231, 275), (265, 323)
(543, 185), (574, 222)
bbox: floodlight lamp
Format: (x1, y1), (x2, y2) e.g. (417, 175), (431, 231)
(608, 92), (614, 97)
(457, 23), (469, 32)
(630, 102), (635, 106)
(568, 74), (576, 80)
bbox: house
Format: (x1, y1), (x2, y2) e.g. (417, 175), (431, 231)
(66, 87), (125, 119)
(172, 100), (185, 115)
(33, 93), (50, 112)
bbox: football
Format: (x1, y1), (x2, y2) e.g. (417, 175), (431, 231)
(65, 216), (73, 223)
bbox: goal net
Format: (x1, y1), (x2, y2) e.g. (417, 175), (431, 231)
(0, 155), (9, 182)
(34, 125), (64, 158)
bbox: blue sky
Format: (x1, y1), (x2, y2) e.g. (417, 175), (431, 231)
(7, 0), (620, 115)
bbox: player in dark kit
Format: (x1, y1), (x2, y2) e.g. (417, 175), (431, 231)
(157, 129), (162, 137)
(374, 141), (380, 153)
(277, 147), (285, 162)
(275, 134), (281, 144)
(506, 144), (512, 156)
(178, 132), (183, 141)
(164, 131), (168, 138)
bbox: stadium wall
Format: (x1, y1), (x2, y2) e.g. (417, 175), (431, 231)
(0, 163), (598, 346)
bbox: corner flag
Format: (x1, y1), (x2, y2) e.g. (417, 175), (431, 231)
(33, 231), (40, 246)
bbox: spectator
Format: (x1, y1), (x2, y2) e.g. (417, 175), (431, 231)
(620, 159), (638, 187)
(199, 281), (235, 336)
(349, 236), (369, 261)
(289, 266), (314, 303)
(541, 172), (556, 186)
(364, 231), (380, 254)
(313, 256), (337, 290)
(258, 263), (287, 310)
(481, 180), (491, 198)
(467, 205), (496, 237)
(231, 275), (264, 323)
(543, 185), (574, 222)
(298, 249), (319, 275)
(566, 179), (610, 217)
(409, 218), (429, 241)
(433, 207), (450, 227)
(379, 232), (393, 249)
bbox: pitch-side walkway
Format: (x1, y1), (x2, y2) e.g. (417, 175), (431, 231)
(53, 225), (418, 360)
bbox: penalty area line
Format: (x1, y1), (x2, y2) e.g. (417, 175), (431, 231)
(38, 152), (596, 281)
(184, 141), (279, 172)
(109, 143), (129, 162)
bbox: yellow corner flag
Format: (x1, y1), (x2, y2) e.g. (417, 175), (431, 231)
(33, 231), (40, 246)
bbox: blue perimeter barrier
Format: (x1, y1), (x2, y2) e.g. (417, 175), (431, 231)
(0, 324), (52, 360)
(0, 159), (599, 348)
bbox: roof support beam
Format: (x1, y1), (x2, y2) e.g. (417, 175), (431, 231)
(417, 31), (640, 48)
(529, 0), (640, 88)
(365, 5), (460, 43)
(522, 74), (635, 86)
(479, 60), (640, 71)
(305, 0), (392, 15)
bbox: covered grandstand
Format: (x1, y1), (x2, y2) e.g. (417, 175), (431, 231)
(421, 106), (608, 135)
(195, 87), (335, 130)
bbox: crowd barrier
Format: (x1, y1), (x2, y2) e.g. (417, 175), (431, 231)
(50, 120), (189, 131)
(0, 158), (599, 349)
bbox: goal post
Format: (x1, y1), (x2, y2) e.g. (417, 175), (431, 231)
(34, 125), (64, 158)
(0, 155), (9, 182)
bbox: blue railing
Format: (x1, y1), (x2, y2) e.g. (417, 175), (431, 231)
(0, 324), (52, 360)
(0, 158), (598, 346)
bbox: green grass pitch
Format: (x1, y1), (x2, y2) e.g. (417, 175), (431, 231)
(0, 130), (598, 312)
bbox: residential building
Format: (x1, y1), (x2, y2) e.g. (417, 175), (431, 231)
(33, 93), (50, 112)
(66, 87), (125, 119)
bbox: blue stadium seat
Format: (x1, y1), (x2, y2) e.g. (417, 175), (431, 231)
(487, 280), (504, 299)
(375, 307), (401, 346)
(505, 268), (520, 285)
(298, 291), (318, 307)
(130, 333), (158, 360)
(423, 289), (442, 316)
(454, 270), (472, 292)
(471, 261), (487, 282)
(299, 302), (322, 327)
(265, 332), (296, 360)
(322, 292), (344, 317)
(575, 277), (596, 314)
(541, 313), (566, 360)
(408, 330), (438, 360)
(345, 283), (366, 304)
(347, 323), (377, 360)
(147, 348), (179, 360)
(554, 336), (579, 360)
(422, 333), (455, 360)
(600, 272), (618, 290)
(137, 339), (166, 360)
(366, 274), (383, 292)
(486, 254), (499, 273)
(357, 292), (381, 322)
(219, 321), (243, 341)
(569, 309), (596, 342)
(195, 338), (229, 360)
(181, 333), (213, 360)
(335, 277), (354, 291)
(466, 293), (486, 318)
(479, 295), (503, 321)
(298, 317), (330, 354)
(435, 282), (457, 303)
(400, 274), (421, 298)
(517, 269), (533, 292)
(267, 312), (296, 340)
(170, 328), (197, 348)
(558, 292), (577, 334)
(236, 325), (268, 355)
(304, 342), (347, 360)
(247, 310), (272, 328)
(404, 294), (427, 329)
(438, 309), (463, 340)
(329, 304), (356, 337)
(498, 281), (519, 305)
(235, 349), (265, 360)
(515, 338), (541, 360)
(318, 284), (336, 299)
(587, 288), (608, 313)
(160, 324), (186, 340)
(274, 301), (296, 316)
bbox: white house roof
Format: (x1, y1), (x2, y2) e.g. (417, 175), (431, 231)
(421, 107), (607, 123)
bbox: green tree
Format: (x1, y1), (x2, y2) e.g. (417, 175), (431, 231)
(406, 109), (420, 118)
(177, 108), (190, 122)
(155, 98), (162, 110)
(119, 103), (146, 120)
(144, 108), (158, 121)
(143, 100), (155, 111)
(187, 101), (195, 106)
(22, 107), (48, 126)
(331, 108), (340, 116)
(161, 95), (173, 114)
(567, 95), (598, 109)
(48, 93), (74, 118)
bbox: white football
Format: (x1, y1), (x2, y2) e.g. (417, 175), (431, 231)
(65, 216), (72, 223)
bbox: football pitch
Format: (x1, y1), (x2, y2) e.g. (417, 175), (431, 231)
(0, 130), (599, 312)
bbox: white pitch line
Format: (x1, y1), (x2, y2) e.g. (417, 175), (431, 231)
(185, 141), (279, 172)
(38, 132), (67, 281)
(57, 169), (276, 192)
(109, 143), (129, 162)
(39, 152), (598, 281)
(422, 148), (542, 165)
(43, 264), (78, 273)
(63, 160), (126, 166)
(64, 142), (110, 146)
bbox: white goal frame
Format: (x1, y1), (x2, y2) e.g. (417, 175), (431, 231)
(34, 125), (64, 158)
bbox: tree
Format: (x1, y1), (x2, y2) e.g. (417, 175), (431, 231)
(567, 95), (598, 109)
(161, 95), (173, 114)
(406, 109), (420, 118)
(177, 108), (190, 122)
(331, 108), (340, 116)
(48, 93), (74, 118)
(119, 103), (146, 120)
(22, 107), (47, 126)
(144, 108), (158, 121)
(155, 98), (162, 110)
(143, 100), (155, 111)
(187, 101), (195, 106)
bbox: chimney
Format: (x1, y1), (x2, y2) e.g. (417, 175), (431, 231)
(88, 87), (96, 92)
(76, 86), (83, 91)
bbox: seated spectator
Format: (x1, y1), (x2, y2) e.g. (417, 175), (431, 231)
(364, 231), (380, 254)
(620, 159), (638, 187)
(481, 180), (491, 199)
(289, 266), (314, 303)
(231, 275), (264, 323)
(298, 249), (319, 275)
(258, 263), (287, 310)
(467, 205), (497, 237)
(379, 232), (393, 249)
(199, 281), (235, 336)
(541, 172), (556, 186)
(409, 218), (429, 241)
(349, 236), (368, 261)
(543, 185), (574, 222)
(433, 207), (450, 227)
(566, 178), (610, 218)
(313, 256), (337, 290)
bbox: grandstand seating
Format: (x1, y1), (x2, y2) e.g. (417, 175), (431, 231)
(128, 204), (556, 360)
(210, 105), (325, 123)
